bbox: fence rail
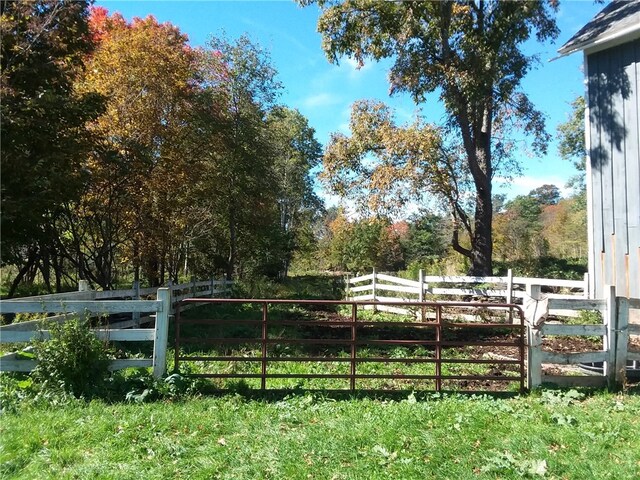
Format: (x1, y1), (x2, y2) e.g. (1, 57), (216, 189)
(347, 269), (588, 317)
(0, 289), (171, 377)
(0, 277), (232, 378)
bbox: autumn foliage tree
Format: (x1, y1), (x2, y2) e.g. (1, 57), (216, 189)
(2, 5), (325, 294)
(68, 9), (199, 287)
(302, 0), (560, 275)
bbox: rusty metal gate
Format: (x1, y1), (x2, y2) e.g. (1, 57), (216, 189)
(174, 299), (526, 393)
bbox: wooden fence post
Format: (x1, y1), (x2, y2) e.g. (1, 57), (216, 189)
(345, 272), (351, 300)
(506, 269), (513, 323)
(526, 283), (542, 389)
(152, 287), (171, 378)
(371, 268), (377, 313)
(132, 280), (141, 327)
(604, 285), (617, 388)
(614, 295), (629, 386)
(506, 269), (513, 304)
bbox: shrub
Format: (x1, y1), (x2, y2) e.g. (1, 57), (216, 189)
(32, 319), (111, 398)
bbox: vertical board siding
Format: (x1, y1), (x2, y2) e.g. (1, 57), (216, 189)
(588, 49), (605, 296)
(587, 38), (640, 299)
(613, 42), (629, 297)
(627, 39), (640, 298)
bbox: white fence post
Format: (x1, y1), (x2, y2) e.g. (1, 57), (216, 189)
(604, 285), (617, 388)
(614, 296), (629, 386)
(78, 280), (90, 292)
(371, 268), (377, 313)
(345, 272), (351, 299)
(526, 283), (543, 389)
(506, 269), (514, 323)
(132, 280), (141, 327)
(152, 287), (171, 378)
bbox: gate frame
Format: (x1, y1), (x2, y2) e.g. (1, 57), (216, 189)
(174, 298), (526, 393)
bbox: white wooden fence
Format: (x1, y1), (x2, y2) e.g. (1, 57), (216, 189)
(0, 278), (232, 378)
(346, 270), (639, 388)
(527, 286), (640, 388)
(347, 268), (588, 317)
(0, 289), (170, 378)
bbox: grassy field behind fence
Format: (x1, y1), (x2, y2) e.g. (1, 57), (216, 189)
(1, 391), (639, 479)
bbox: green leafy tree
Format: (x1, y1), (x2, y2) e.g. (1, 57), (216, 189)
(197, 35), (283, 279)
(403, 213), (448, 265)
(1, 0), (104, 295)
(266, 107), (323, 277)
(301, 0), (559, 275)
(529, 184), (561, 206)
(557, 96), (586, 192)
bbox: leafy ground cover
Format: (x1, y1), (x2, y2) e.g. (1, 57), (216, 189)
(1, 389), (639, 479)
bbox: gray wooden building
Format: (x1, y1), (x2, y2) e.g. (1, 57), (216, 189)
(558, 0), (640, 299)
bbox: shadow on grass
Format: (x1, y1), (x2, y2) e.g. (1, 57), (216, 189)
(195, 384), (523, 402)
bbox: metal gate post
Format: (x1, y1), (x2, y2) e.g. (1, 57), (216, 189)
(435, 304), (442, 391)
(174, 301), (181, 373)
(261, 302), (268, 390)
(350, 303), (357, 391)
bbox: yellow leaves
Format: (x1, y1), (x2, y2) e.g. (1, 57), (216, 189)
(451, 3), (471, 17)
(322, 100), (448, 216)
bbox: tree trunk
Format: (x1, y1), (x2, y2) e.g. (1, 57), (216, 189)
(466, 132), (493, 276)
(470, 190), (493, 276)
(7, 248), (39, 298)
(227, 204), (236, 281)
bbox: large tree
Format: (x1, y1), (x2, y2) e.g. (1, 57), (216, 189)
(197, 35), (283, 279)
(266, 106), (323, 277)
(1, 0), (103, 295)
(302, 0), (559, 275)
(69, 9), (199, 287)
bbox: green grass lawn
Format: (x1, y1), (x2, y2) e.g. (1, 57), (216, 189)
(1, 390), (639, 479)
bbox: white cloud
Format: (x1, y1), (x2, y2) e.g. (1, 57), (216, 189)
(301, 92), (342, 109)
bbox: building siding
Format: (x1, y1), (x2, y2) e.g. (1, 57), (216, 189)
(587, 37), (640, 299)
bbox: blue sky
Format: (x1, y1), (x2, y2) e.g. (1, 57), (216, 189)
(98, 0), (605, 207)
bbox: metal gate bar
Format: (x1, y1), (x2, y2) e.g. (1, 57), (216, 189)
(174, 299), (526, 393)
